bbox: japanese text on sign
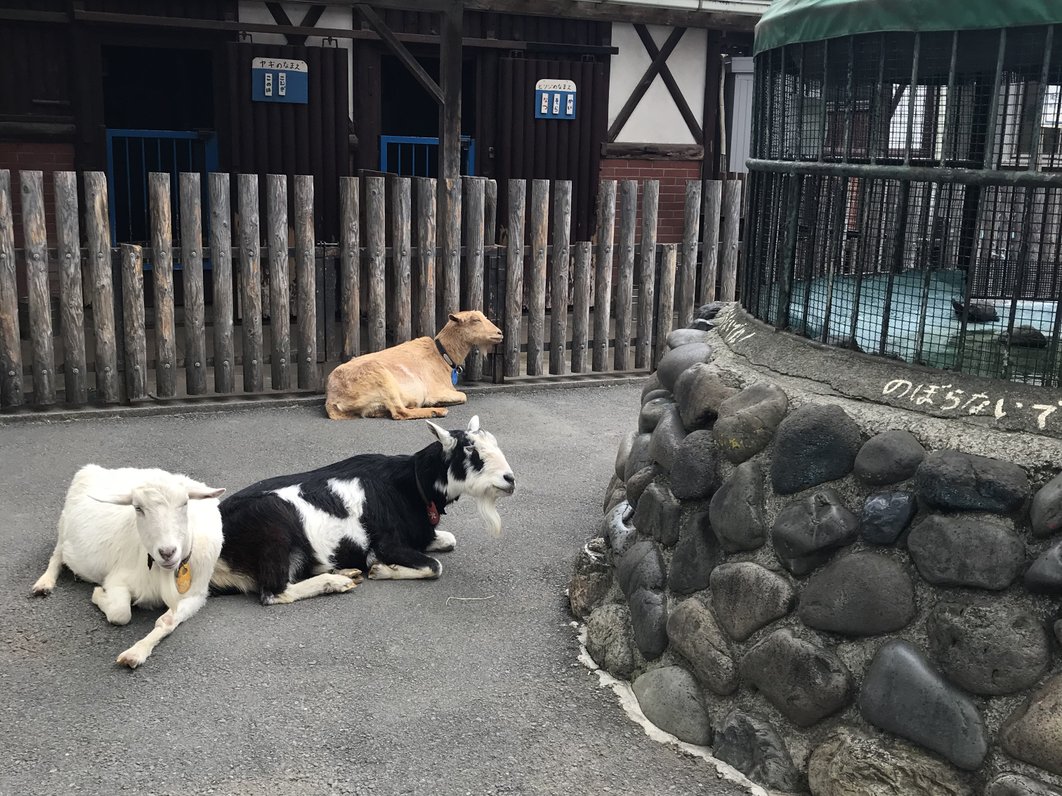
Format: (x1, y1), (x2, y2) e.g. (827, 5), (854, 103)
(881, 378), (1062, 430)
(535, 78), (577, 120)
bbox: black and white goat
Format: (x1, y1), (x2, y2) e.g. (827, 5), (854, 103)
(211, 415), (515, 604)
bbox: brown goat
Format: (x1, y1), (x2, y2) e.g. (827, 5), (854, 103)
(324, 310), (503, 420)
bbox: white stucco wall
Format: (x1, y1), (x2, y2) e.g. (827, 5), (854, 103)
(608, 23), (707, 145)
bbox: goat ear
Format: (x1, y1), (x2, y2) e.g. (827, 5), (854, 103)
(426, 420), (456, 450)
(89, 492), (134, 506)
(448, 313), (461, 324)
(467, 415), (480, 434)
(188, 486), (225, 500)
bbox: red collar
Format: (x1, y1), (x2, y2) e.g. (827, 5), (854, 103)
(427, 502), (440, 526)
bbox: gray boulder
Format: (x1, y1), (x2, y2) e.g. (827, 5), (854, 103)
(628, 587), (668, 660)
(713, 381), (789, 465)
(640, 373), (662, 401)
(615, 432), (636, 480)
(1000, 674), (1062, 776)
(708, 459), (766, 552)
(771, 404), (862, 495)
(667, 507), (720, 595)
(604, 500), (637, 556)
(666, 598), (737, 695)
(798, 553), (915, 636)
(568, 537), (611, 620)
(854, 430), (926, 486)
(624, 465), (659, 508)
(616, 539), (665, 597)
(915, 449), (1029, 513)
(585, 603), (638, 680)
(709, 562), (795, 642)
(1032, 472), (1062, 538)
(632, 666), (712, 745)
(713, 710), (800, 793)
(656, 342), (713, 392)
(649, 405), (687, 473)
(860, 491), (917, 545)
(985, 773), (1062, 796)
(666, 328), (712, 349)
(631, 481), (681, 547)
(1026, 540), (1062, 594)
(670, 430), (721, 501)
(772, 488), (859, 563)
(907, 514), (1024, 590)
(638, 396), (674, 433)
(673, 362), (738, 430)
(623, 433), (653, 481)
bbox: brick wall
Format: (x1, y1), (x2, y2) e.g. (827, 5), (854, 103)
(598, 159), (702, 243)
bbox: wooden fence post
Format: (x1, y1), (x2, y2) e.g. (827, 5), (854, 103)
(120, 244), (148, 401)
(655, 243), (678, 366)
(414, 177), (437, 339)
(209, 173), (235, 393)
(180, 172), (208, 395)
(549, 180), (572, 375)
(485, 178), (498, 247)
(527, 179), (549, 376)
(463, 176), (485, 379)
(593, 180), (617, 371)
(391, 176), (412, 343)
(340, 176), (360, 360)
(613, 180), (637, 371)
(679, 180), (701, 327)
(636, 180), (659, 369)
(701, 180), (722, 303)
(295, 175), (317, 389)
(54, 171), (87, 404)
(149, 172), (177, 397)
(237, 174), (264, 392)
(0, 170), (22, 407)
(366, 176), (386, 352)
(83, 172), (119, 403)
(442, 176), (461, 318)
(504, 179), (525, 377)
(20, 171), (54, 405)
(571, 241), (591, 374)
(266, 174), (291, 390)
(721, 179), (743, 301)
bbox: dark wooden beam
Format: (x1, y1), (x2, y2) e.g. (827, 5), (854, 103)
(607, 27), (685, 143)
(702, 30), (723, 179)
(603, 143), (704, 160)
(265, 2), (325, 46)
(460, 0), (760, 31)
(439, 0), (463, 202)
(355, 4), (443, 104)
(634, 24), (702, 144)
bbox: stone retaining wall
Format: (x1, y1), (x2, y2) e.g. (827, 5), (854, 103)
(570, 304), (1062, 796)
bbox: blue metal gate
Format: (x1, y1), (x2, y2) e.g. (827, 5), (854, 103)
(379, 135), (475, 177)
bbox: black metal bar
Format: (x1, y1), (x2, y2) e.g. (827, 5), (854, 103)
(746, 159), (1062, 188)
(982, 29), (1008, 170)
(879, 180), (910, 356)
(776, 174), (802, 331)
(1028, 26), (1054, 172)
(847, 178), (871, 343)
(869, 33), (887, 165)
(842, 37), (854, 161)
(904, 34), (920, 165)
(1002, 187), (1035, 381)
(817, 42), (829, 162)
(941, 31), (959, 166)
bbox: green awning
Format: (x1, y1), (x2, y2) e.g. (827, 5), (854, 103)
(754, 0), (1062, 55)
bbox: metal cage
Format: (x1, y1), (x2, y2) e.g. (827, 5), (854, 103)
(744, 24), (1062, 386)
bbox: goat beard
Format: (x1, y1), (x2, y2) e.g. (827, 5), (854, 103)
(475, 494), (503, 537)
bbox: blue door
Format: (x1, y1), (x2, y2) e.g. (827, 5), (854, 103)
(379, 135), (475, 177)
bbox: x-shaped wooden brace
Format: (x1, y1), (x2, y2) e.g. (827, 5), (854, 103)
(607, 24), (703, 145)
(265, 3), (326, 46)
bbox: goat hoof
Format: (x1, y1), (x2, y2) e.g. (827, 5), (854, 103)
(323, 573), (358, 593)
(116, 648), (147, 669)
(367, 563), (396, 580)
(334, 568), (363, 583)
(31, 582), (53, 597)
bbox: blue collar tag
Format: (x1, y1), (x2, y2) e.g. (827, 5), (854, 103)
(451, 369), (459, 386)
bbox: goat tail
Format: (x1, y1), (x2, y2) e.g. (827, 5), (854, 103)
(475, 495), (503, 538)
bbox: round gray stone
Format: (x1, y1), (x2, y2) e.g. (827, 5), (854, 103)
(985, 773), (1062, 796)
(615, 432), (636, 480)
(640, 373), (663, 401)
(689, 318), (712, 332)
(772, 487), (859, 560)
(586, 603), (638, 680)
(673, 362), (739, 431)
(604, 500), (637, 556)
(854, 430), (926, 486)
(1000, 673), (1062, 776)
(649, 405), (687, 473)
(798, 552), (915, 636)
(666, 328), (712, 349)
(656, 342), (713, 392)
(641, 388), (670, 405)
(713, 710), (800, 793)
(616, 539), (665, 597)
(631, 480), (681, 547)
(709, 562), (795, 642)
(629, 587), (668, 660)
(739, 629), (853, 727)
(667, 507), (720, 595)
(623, 433), (653, 482)
(632, 665), (712, 746)
(1025, 540), (1062, 595)
(860, 490), (917, 545)
(569, 537), (610, 620)
(908, 514), (1024, 590)
(666, 598), (737, 695)
(708, 459), (766, 552)
(1004, 324), (1048, 348)
(771, 404), (862, 495)
(914, 449), (1030, 514)
(712, 381), (789, 465)
(927, 601), (1050, 695)
(859, 639), (988, 770)
(639, 396), (675, 433)
(624, 464), (659, 508)
(696, 301), (727, 321)
(1032, 471), (1062, 538)
(670, 430), (721, 501)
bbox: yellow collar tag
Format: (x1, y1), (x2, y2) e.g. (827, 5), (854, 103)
(175, 562), (192, 594)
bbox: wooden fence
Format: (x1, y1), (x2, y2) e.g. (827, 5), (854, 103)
(0, 169), (743, 411)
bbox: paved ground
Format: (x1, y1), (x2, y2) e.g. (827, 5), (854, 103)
(0, 384), (749, 796)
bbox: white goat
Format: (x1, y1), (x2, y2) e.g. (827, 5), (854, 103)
(32, 464), (225, 668)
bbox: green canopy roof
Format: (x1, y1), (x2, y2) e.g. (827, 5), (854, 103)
(754, 0), (1062, 55)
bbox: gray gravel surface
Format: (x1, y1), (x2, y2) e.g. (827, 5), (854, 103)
(0, 384), (748, 796)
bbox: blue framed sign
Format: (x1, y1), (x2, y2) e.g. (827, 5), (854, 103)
(535, 79), (577, 120)
(251, 57), (309, 104)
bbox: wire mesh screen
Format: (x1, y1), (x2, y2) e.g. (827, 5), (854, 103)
(745, 25), (1062, 386)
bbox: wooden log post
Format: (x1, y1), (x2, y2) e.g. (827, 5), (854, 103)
(613, 180), (637, 371)
(295, 175), (317, 389)
(503, 180), (525, 377)
(391, 176), (412, 343)
(0, 170), (22, 407)
(655, 243), (678, 367)
(209, 173), (235, 393)
(83, 172), (119, 403)
(442, 176), (461, 318)
(720, 179), (742, 301)
(701, 179), (722, 303)
(571, 241), (591, 374)
(463, 176), (485, 379)
(366, 176), (386, 352)
(593, 180), (617, 372)
(20, 171), (55, 405)
(266, 174), (291, 390)
(237, 174), (264, 392)
(636, 180), (659, 369)
(54, 171), (87, 404)
(679, 179), (702, 327)
(180, 173), (208, 395)
(485, 178), (498, 247)
(526, 179), (548, 376)
(414, 177), (437, 339)
(120, 244), (148, 401)
(339, 176), (360, 360)
(148, 173), (177, 397)
(549, 180), (572, 375)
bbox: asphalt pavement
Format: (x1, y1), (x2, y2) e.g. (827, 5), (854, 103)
(0, 384), (751, 796)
